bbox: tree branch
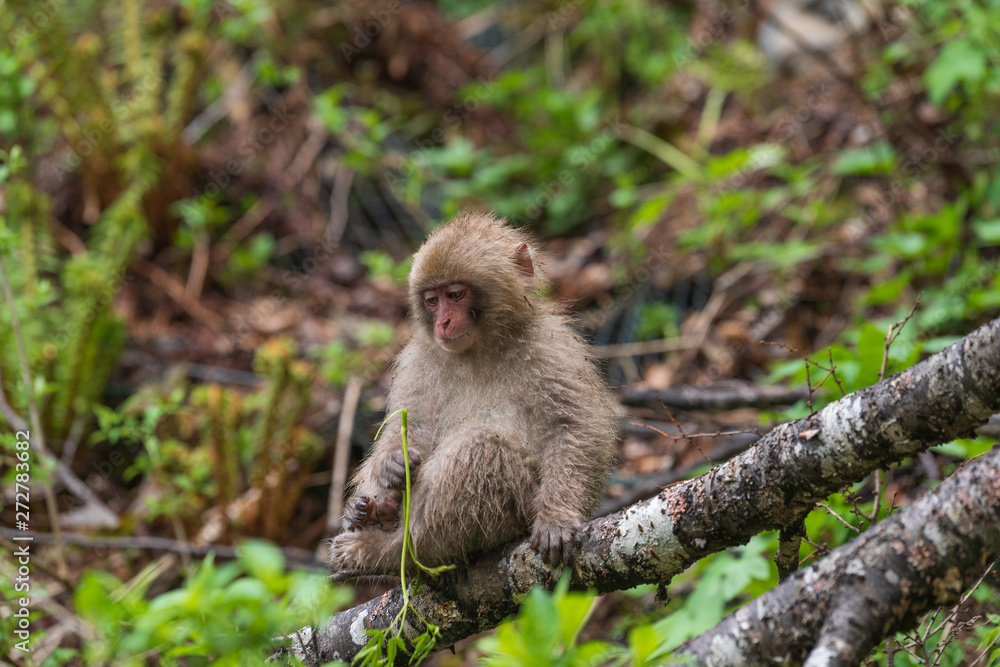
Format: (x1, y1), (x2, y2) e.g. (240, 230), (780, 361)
(284, 316), (1000, 665)
(676, 444), (1000, 664)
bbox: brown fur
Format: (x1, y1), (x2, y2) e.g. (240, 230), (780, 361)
(327, 211), (619, 576)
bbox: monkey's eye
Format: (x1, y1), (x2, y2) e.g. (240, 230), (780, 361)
(446, 290), (466, 301)
(424, 295), (439, 307)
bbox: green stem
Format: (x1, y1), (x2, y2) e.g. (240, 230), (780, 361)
(399, 408), (411, 611)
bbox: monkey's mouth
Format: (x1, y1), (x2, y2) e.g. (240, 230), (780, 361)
(436, 332), (474, 352)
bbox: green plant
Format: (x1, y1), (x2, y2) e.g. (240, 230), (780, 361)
(87, 338), (322, 539)
(74, 540), (351, 666)
(354, 409), (451, 667)
(478, 575), (613, 667)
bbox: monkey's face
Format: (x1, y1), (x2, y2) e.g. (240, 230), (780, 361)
(422, 283), (477, 353)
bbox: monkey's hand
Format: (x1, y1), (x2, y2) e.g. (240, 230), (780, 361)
(373, 448), (422, 490)
(343, 492), (401, 532)
(530, 518), (583, 566)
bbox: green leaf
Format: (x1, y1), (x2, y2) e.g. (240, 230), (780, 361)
(972, 218), (1000, 244)
(830, 142), (897, 176)
(857, 324), (886, 388)
(555, 588), (595, 647)
(864, 270), (913, 306)
(924, 39), (987, 105)
(238, 540), (286, 583)
(628, 623), (661, 667)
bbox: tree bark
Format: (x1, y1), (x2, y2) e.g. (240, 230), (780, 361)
(285, 316), (1000, 665)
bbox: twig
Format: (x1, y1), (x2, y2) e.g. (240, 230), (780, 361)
(0, 527), (325, 569)
(281, 119), (327, 191)
(871, 293), (923, 523)
(214, 120), (326, 264)
(484, 14), (551, 72)
(182, 54), (257, 146)
(630, 421), (761, 443)
(594, 336), (695, 358)
(880, 292), (924, 380)
(816, 502), (861, 533)
(667, 262), (755, 380)
(60, 414), (86, 466)
(597, 432), (759, 516)
(185, 229), (211, 302)
(47, 215), (87, 256)
(621, 382), (809, 409)
(827, 347), (845, 395)
(454, 4), (501, 39)
(327, 162), (354, 244)
(322, 376), (362, 550)
(133, 257), (226, 331)
(214, 196), (278, 264)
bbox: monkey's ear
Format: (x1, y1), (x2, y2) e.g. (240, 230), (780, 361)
(514, 242), (534, 282)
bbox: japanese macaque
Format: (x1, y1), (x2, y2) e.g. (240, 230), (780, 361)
(327, 211), (619, 577)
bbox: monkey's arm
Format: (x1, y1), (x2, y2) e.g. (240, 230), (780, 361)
(531, 354), (619, 564)
(530, 443), (587, 564)
(531, 422), (616, 564)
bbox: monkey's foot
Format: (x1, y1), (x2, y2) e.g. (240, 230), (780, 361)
(327, 531), (365, 575)
(344, 492), (401, 532)
(374, 449), (422, 490)
(530, 521), (583, 566)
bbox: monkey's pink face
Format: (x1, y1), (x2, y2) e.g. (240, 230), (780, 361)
(422, 283), (477, 353)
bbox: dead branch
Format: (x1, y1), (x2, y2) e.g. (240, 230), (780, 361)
(621, 382), (810, 410)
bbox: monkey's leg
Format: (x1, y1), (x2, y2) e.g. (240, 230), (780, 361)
(329, 433), (535, 577)
(407, 432), (536, 567)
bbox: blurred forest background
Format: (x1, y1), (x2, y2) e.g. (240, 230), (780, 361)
(1, 0), (1000, 664)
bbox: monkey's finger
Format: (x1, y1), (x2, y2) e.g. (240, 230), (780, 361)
(562, 534), (574, 565)
(541, 533), (557, 565)
(549, 539), (562, 566)
(530, 525), (548, 554)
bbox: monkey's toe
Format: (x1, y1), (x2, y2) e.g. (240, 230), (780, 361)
(327, 531), (365, 573)
(530, 523), (582, 566)
(344, 494), (374, 530)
